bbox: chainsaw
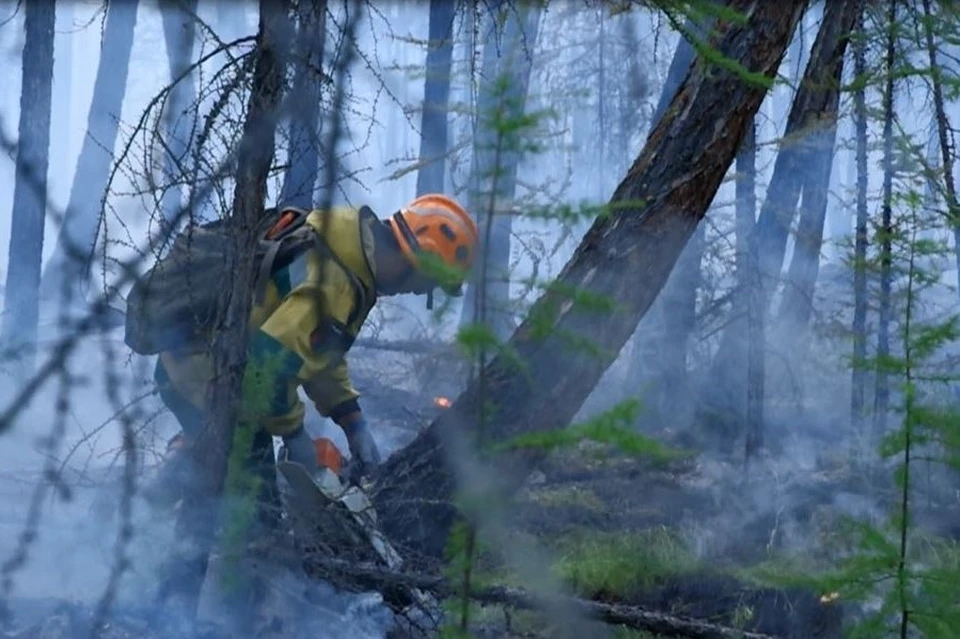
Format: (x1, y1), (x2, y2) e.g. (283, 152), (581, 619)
(275, 436), (402, 569)
(142, 431), (435, 618)
(275, 437), (436, 618)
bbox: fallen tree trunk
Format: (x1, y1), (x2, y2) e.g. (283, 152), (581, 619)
(474, 586), (780, 639)
(303, 556), (781, 639)
(372, 0), (807, 559)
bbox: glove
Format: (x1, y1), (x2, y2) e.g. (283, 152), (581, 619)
(344, 418), (381, 479)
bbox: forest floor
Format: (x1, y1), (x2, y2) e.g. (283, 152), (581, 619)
(459, 443), (851, 639)
(3, 432), (949, 639)
(4, 346), (958, 639)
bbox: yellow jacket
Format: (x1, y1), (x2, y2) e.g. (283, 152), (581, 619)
(155, 206), (378, 436)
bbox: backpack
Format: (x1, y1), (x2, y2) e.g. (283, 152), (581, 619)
(125, 206), (334, 355)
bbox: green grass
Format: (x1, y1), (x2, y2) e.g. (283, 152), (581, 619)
(551, 526), (700, 598)
(612, 628), (658, 639)
(527, 485), (606, 511)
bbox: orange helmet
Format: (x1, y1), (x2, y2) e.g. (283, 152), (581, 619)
(387, 194), (479, 291)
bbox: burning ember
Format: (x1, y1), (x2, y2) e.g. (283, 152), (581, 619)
(433, 396), (452, 409)
(819, 592), (840, 604)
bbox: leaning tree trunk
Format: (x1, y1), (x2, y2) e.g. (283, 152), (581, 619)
(157, 0), (290, 620)
(373, 0), (807, 560)
(921, 0), (960, 301)
(874, 0), (898, 436)
(778, 4), (858, 329)
(159, 0), (199, 229)
(458, 2), (542, 342)
(1, 0), (55, 369)
(702, 0), (860, 429)
(415, 0), (456, 196)
(40, 0), (139, 302)
(279, 0), (326, 208)
(850, 6), (869, 434)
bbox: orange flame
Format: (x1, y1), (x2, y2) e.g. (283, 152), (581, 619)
(433, 396), (452, 409)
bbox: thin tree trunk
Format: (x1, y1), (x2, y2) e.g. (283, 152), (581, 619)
(736, 120), (764, 460)
(704, 0), (860, 429)
(51, 2), (72, 203)
(415, 0), (455, 196)
(373, 0), (807, 559)
(457, 4), (504, 332)
(921, 0), (960, 301)
(736, 122), (757, 285)
(619, 11), (642, 167)
(1, 0), (55, 369)
(157, 0), (290, 620)
(459, 3), (542, 342)
(40, 0), (139, 301)
(657, 222), (704, 420)
(598, 8), (606, 200)
(754, 0), (858, 306)
(778, 6), (855, 328)
(279, 0), (326, 208)
(850, 6), (869, 434)
(873, 0), (897, 436)
(159, 0), (199, 228)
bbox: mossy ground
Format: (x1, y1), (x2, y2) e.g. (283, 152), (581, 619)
(468, 443), (846, 638)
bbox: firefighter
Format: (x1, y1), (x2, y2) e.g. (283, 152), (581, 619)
(153, 194), (478, 485)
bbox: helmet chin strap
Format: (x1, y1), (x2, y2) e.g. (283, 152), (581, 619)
(393, 210), (447, 311)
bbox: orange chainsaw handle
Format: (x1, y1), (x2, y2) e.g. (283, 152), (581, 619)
(313, 437), (343, 475)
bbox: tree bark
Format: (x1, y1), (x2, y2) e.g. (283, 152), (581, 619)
(850, 6), (869, 434)
(778, 3), (859, 329)
(0, 0), (56, 371)
(873, 0), (897, 436)
(703, 0), (860, 429)
(415, 0), (456, 196)
(40, 0), (139, 301)
(458, 2), (542, 342)
(279, 0), (326, 208)
(373, 0), (807, 559)
(159, 0), (199, 229)
(1, 0), (55, 370)
(921, 0), (960, 301)
(157, 0), (290, 620)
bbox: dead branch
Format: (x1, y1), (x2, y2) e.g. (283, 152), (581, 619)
(304, 555), (781, 639)
(352, 337), (455, 356)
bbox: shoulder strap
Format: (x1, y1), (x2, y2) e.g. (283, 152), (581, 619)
(252, 208), (371, 327)
(308, 230), (369, 327)
(252, 206), (312, 306)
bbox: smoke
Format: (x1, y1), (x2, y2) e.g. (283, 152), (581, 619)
(0, 328), (404, 638)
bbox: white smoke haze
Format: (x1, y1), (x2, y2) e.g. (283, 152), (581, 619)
(0, 1), (959, 637)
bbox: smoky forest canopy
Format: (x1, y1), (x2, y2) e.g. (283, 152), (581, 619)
(0, 0), (959, 638)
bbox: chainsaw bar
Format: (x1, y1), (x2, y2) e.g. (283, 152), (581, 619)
(277, 460), (402, 569)
(276, 460), (436, 618)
